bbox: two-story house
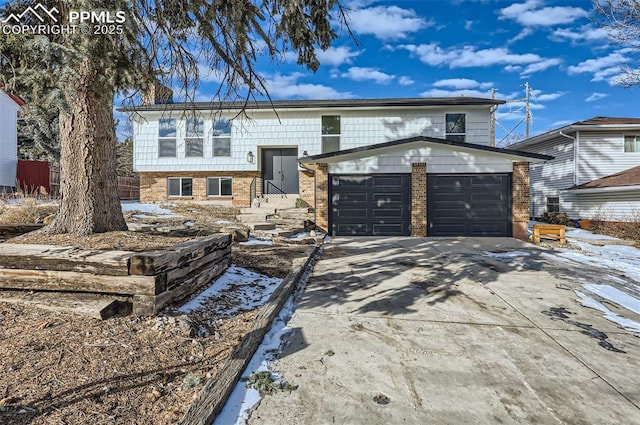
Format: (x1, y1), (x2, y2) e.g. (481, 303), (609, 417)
(126, 93), (550, 237)
(0, 84), (24, 190)
(508, 117), (640, 222)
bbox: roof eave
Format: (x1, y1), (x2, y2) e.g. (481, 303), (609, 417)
(563, 185), (640, 194)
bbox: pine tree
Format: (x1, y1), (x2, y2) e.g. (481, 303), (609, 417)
(0, 0), (346, 235)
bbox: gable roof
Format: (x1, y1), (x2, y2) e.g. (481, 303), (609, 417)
(509, 116), (640, 149)
(120, 96), (505, 112)
(300, 135), (553, 164)
(0, 83), (26, 107)
(566, 165), (640, 193)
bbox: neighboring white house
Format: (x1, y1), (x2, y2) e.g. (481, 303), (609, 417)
(508, 117), (640, 221)
(126, 95), (551, 237)
(0, 85), (24, 189)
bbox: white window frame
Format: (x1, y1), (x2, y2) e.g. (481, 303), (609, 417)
(185, 117), (204, 157)
(167, 177), (193, 197)
(207, 177), (233, 197)
(213, 118), (232, 157)
(445, 113), (466, 142)
(158, 118), (177, 157)
(623, 134), (640, 153)
(546, 196), (560, 213)
(321, 115), (341, 153)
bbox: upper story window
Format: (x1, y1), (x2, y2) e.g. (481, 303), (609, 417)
(185, 117), (204, 157)
(322, 115), (340, 153)
(624, 135), (640, 152)
(158, 118), (177, 157)
(213, 119), (232, 156)
(445, 114), (466, 142)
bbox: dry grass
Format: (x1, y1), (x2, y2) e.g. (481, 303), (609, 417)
(0, 198), (58, 224)
(590, 210), (640, 247)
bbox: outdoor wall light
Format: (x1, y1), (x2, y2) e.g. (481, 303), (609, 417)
(247, 151), (255, 163)
(303, 150), (308, 157)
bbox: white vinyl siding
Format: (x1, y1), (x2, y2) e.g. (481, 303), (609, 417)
(0, 92), (19, 187)
(577, 131), (640, 184)
(132, 106), (493, 173)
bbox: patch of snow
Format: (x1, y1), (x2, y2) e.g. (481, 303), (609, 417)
(323, 235), (331, 244)
(121, 201), (180, 218)
(576, 291), (640, 335)
(179, 266), (281, 316)
(555, 242), (640, 285)
(184, 221), (195, 227)
(565, 228), (620, 241)
(214, 249), (317, 425)
(583, 284), (640, 316)
(239, 237), (273, 246)
(216, 220), (234, 225)
(290, 232), (309, 239)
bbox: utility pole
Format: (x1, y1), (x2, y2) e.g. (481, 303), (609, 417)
(525, 82), (531, 139)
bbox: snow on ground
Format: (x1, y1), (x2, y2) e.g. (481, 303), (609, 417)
(120, 201), (180, 218)
(179, 266), (281, 317)
(576, 291), (640, 335)
(239, 237), (273, 246)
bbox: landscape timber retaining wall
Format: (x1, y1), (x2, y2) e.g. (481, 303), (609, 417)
(0, 233), (231, 316)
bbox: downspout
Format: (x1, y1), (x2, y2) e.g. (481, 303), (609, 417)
(298, 161), (317, 229)
(558, 130), (577, 185)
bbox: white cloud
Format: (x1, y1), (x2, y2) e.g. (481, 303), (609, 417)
(510, 28), (534, 43)
(465, 20), (474, 31)
(398, 76), (415, 86)
(341, 67), (395, 84)
(504, 65), (523, 72)
(585, 92), (609, 102)
(197, 63), (224, 83)
(401, 43), (559, 76)
(551, 120), (574, 127)
(551, 25), (610, 43)
(346, 5), (431, 41)
(420, 88), (493, 98)
(521, 58), (562, 75)
(263, 73), (354, 99)
(531, 90), (565, 101)
(567, 51), (632, 84)
(499, 0), (588, 27)
(433, 78), (493, 90)
(316, 46), (362, 67)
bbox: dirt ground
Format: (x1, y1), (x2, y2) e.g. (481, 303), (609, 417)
(0, 202), (313, 424)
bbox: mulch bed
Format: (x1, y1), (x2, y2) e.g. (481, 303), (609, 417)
(0, 242), (311, 424)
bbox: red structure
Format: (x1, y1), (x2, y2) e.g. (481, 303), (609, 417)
(17, 160), (50, 195)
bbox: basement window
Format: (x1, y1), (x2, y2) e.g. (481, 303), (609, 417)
(624, 135), (640, 152)
(168, 177), (193, 197)
(207, 177), (232, 196)
(445, 113), (466, 142)
(546, 196), (560, 213)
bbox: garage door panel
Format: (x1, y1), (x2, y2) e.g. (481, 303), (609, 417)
(428, 174), (511, 237)
(331, 174), (410, 236)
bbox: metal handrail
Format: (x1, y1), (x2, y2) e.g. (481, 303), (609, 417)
(265, 181), (287, 197)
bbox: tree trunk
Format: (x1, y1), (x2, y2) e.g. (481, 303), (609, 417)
(42, 59), (127, 235)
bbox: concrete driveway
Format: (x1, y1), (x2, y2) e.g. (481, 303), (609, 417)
(249, 237), (640, 424)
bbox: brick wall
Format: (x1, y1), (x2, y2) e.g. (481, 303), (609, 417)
(299, 169), (316, 207)
(315, 164), (329, 232)
(139, 171), (260, 206)
(411, 163), (427, 236)
(512, 161), (530, 240)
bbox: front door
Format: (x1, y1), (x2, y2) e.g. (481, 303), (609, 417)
(262, 148), (299, 194)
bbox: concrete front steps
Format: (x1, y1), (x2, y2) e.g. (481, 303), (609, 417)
(236, 196), (313, 233)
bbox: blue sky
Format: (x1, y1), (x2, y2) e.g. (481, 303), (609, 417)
(188, 0), (638, 145)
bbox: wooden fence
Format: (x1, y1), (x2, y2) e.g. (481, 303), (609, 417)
(49, 167), (139, 200)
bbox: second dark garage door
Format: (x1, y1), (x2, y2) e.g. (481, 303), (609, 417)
(330, 174), (411, 236)
(427, 174), (512, 237)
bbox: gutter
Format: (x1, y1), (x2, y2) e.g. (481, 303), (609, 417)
(562, 185), (640, 194)
(558, 131), (578, 185)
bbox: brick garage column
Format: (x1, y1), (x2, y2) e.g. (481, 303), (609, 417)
(512, 162), (530, 240)
(315, 164), (329, 232)
(411, 163), (427, 236)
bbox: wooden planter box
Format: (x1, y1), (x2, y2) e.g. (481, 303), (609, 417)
(0, 234), (231, 316)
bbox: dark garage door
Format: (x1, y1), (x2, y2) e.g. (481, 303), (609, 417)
(330, 174), (411, 236)
(427, 174), (512, 237)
